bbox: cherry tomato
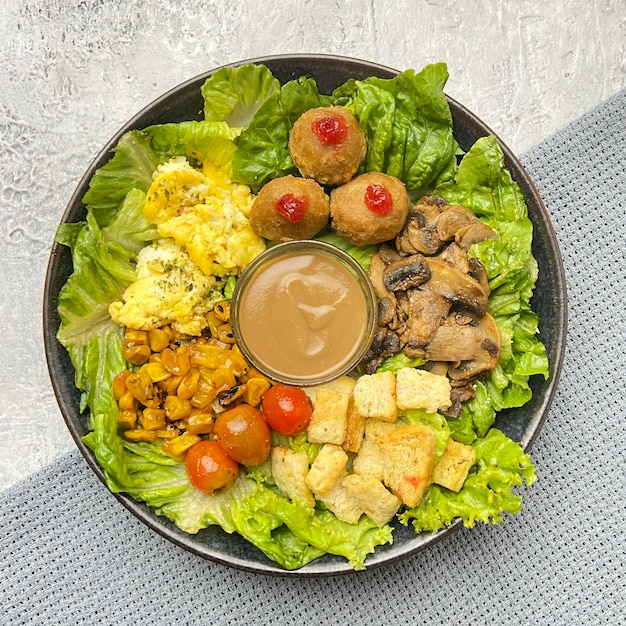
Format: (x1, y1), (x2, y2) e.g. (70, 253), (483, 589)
(214, 404), (271, 466)
(261, 384), (313, 436)
(185, 440), (238, 495)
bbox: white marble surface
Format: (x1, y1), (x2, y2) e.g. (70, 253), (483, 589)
(0, 0), (624, 491)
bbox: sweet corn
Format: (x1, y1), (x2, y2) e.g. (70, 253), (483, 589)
(113, 370), (132, 401)
(164, 395), (191, 421)
(117, 409), (137, 430)
(242, 377), (271, 407)
(124, 429), (157, 442)
(155, 428), (180, 439)
(123, 344), (151, 365)
(183, 412), (215, 436)
(139, 408), (167, 431)
(177, 370), (200, 400)
(126, 371), (159, 407)
(190, 343), (222, 369)
(162, 432), (201, 460)
(157, 375), (183, 396)
(118, 390), (139, 413)
(148, 327), (171, 352)
(216, 350), (248, 376)
(216, 383), (246, 408)
(161, 346), (191, 377)
(211, 367), (237, 392)
(140, 361), (171, 383)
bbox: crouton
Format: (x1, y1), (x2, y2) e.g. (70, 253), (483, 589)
(353, 371), (397, 421)
(307, 388), (350, 444)
(270, 446), (315, 507)
(395, 367), (452, 413)
(352, 436), (386, 481)
(377, 424), (437, 507)
(342, 474), (401, 526)
(342, 395), (367, 453)
(364, 418), (398, 438)
(316, 471), (363, 524)
(432, 439), (476, 492)
(306, 443), (348, 496)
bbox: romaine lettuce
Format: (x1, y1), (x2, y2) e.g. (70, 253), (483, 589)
(201, 63), (280, 128)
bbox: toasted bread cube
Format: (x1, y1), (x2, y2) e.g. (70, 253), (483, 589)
(353, 371), (397, 422)
(364, 418), (398, 438)
(352, 436), (385, 481)
(377, 424), (437, 507)
(342, 474), (401, 526)
(306, 443), (348, 496)
(342, 395), (367, 453)
(432, 439), (476, 492)
(395, 367), (452, 413)
(271, 446), (315, 507)
(304, 376), (357, 404)
(316, 471), (363, 524)
(307, 388), (350, 444)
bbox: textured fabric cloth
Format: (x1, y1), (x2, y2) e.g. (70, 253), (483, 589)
(2, 91), (625, 626)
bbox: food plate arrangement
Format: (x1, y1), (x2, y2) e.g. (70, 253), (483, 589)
(43, 54), (567, 576)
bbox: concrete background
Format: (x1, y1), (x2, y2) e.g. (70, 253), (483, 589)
(1, 0), (625, 490)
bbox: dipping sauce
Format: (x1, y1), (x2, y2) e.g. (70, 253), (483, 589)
(231, 241), (377, 385)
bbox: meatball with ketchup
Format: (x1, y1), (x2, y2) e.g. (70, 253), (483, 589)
(330, 172), (410, 246)
(288, 106), (366, 186)
(250, 175), (330, 242)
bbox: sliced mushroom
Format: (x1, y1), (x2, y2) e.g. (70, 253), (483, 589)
(382, 255), (431, 292)
(455, 222), (499, 250)
(403, 288), (451, 354)
(442, 382), (477, 418)
(368, 253), (394, 301)
(468, 257), (490, 295)
(395, 198), (447, 256)
(437, 242), (471, 274)
(361, 327), (403, 374)
(435, 205), (478, 241)
(425, 310), (500, 380)
(423, 257), (489, 314)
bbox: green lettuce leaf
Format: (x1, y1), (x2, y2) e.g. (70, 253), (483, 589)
(201, 63), (280, 128)
(400, 429), (535, 532)
(82, 121), (240, 227)
(232, 76), (330, 192)
(434, 136), (549, 436)
(333, 63), (458, 196)
(313, 230), (378, 272)
(56, 210), (133, 422)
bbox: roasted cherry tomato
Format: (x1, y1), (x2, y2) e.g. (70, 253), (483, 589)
(261, 384), (313, 436)
(214, 404), (271, 466)
(185, 440), (238, 495)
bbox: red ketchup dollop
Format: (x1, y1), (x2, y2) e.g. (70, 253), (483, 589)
(311, 115), (348, 146)
(364, 184), (393, 215)
(275, 193), (309, 223)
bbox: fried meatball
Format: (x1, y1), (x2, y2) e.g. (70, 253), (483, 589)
(330, 172), (410, 246)
(250, 175), (330, 242)
(288, 106), (367, 186)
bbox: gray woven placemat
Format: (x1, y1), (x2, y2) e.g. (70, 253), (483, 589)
(2, 90), (625, 626)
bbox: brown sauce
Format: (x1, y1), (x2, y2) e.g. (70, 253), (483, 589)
(236, 251), (370, 382)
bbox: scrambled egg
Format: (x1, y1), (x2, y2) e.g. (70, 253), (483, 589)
(143, 157), (265, 277)
(109, 238), (220, 336)
(110, 156), (267, 335)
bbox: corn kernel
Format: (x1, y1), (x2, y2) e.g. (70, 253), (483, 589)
(185, 412), (215, 435)
(148, 327), (171, 353)
(124, 429), (157, 442)
(242, 377), (271, 407)
(190, 344), (222, 369)
(164, 395), (191, 421)
(112, 370), (132, 401)
(177, 370), (200, 400)
(139, 408), (167, 431)
(126, 371), (157, 405)
(162, 432), (201, 460)
(211, 367), (237, 392)
(123, 344), (151, 365)
(140, 361), (171, 383)
(118, 390), (139, 413)
(157, 375), (183, 396)
(117, 409), (137, 430)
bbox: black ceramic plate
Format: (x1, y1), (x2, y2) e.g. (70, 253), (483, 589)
(43, 54), (567, 576)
